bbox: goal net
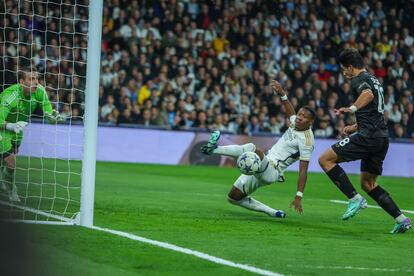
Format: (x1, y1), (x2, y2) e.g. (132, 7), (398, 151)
(0, 0), (96, 225)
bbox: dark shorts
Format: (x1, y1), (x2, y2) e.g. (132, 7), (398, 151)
(331, 133), (389, 175)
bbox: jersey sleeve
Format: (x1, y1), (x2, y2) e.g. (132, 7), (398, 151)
(0, 87), (19, 125)
(298, 131), (314, 161)
(35, 85), (53, 114)
(355, 78), (372, 95)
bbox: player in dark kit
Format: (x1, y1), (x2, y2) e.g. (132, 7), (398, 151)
(318, 48), (412, 234)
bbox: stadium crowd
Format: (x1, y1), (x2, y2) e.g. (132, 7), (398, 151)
(98, 0), (414, 139)
(1, 0), (414, 139)
(1, 0), (88, 121)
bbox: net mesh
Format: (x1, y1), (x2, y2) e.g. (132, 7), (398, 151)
(0, 0), (89, 222)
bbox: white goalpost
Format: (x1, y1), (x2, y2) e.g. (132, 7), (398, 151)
(80, 0), (102, 227)
(0, 0), (103, 227)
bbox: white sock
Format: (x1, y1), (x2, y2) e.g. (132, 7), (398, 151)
(229, 196), (277, 216)
(350, 193), (363, 202)
(395, 214), (407, 223)
(213, 143), (256, 158)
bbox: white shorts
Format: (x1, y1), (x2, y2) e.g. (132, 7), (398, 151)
(233, 156), (284, 195)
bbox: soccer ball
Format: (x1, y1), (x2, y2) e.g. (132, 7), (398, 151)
(237, 152), (261, 175)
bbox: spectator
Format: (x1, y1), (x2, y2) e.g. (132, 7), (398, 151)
(138, 109), (152, 126)
(266, 116), (282, 135)
(118, 109), (136, 125)
(393, 124), (408, 139)
(101, 95), (116, 120)
(247, 115), (261, 135)
(106, 108), (120, 125)
(388, 103), (402, 124)
(193, 111), (208, 130)
(314, 119), (334, 138)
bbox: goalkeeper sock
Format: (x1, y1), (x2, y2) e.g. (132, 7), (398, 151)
(326, 165), (357, 199)
(228, 196), (277, 216)
(213, 143), (256, 158)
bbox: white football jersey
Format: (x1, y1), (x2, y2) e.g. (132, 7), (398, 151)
(267, 115), (314, 172)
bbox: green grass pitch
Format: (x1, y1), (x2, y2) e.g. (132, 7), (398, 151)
(6, 161), (414, 275)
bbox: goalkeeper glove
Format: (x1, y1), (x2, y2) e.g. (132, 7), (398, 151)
(6, 121), (28, 134)
(45, 109), (64, 123)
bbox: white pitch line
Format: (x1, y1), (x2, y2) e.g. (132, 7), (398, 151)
(0, 200), (281, 275)
(330, 200), (414, 214)
(287, 264), (414, 273)
(91, 225), (283, 276)
(0, 199), (74, 222)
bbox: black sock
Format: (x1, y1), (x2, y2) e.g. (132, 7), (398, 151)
(326, 165), (357, 199)
(368, 186), (402, 219)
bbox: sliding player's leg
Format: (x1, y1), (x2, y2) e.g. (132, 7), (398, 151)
(228, 176), (285, 218)
(227, 153), (286, 218)
(201, 130), (256, 157)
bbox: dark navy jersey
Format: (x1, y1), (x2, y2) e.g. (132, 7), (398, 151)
(350, 71), (388, 138)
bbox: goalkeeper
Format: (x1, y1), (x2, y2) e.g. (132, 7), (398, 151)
(0, 67), (63, 202)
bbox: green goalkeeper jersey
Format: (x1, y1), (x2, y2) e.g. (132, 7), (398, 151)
(0, 83), (53, 143)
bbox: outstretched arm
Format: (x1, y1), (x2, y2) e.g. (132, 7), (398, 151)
(289, 160), (309, 214)
(38, 88), (63, 123)
(335, 89), (374, 115)
(271, 80), (296, 118)
(37, 87), (53, 114)
(353, 89), (374, 109)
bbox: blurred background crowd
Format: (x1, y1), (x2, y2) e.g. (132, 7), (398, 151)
(1, 0), (88, 121)
(1, 0), (414, 139)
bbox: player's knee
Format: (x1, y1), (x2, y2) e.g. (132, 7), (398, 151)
(227, 186), (246, 201)
(360, 172), (378, 192)
(254, 149), (265, 160)
(361, 180), (376, 192)
(318, 152), (336, 171)
(318, 155), (328, 169)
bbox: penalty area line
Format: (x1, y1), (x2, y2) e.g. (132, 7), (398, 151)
(90, 225), (283, 276)
(330, 200), (414, 214)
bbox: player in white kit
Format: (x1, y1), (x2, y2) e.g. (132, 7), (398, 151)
(201, 81), (315, 218)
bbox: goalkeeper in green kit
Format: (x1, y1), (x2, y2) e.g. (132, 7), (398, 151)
(0, 67), (63, 202)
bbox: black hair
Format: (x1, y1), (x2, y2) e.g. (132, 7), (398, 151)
(301, 105), (316, 120)
(18, 67), (36, 82)
(338, 48), (365, 69)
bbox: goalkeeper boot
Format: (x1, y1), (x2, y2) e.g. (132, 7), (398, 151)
(274, 210), (286, 218)
(342, 197), (367, 221)
(201, 130), (221, 155)
(8, 184), (21, 203)
(390, 218), (412, 234)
